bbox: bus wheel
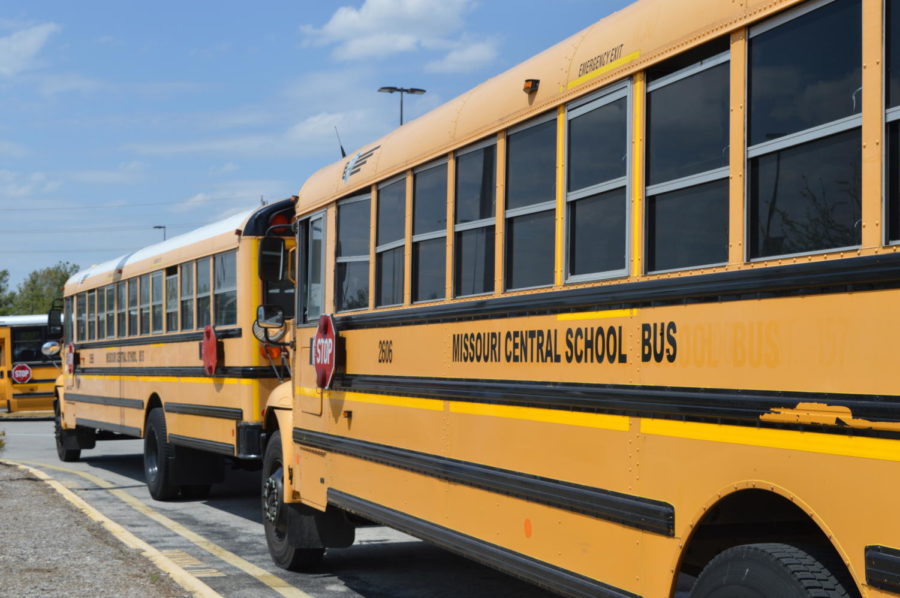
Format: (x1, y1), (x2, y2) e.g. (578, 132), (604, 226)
(144, 408), (179, 501)
(262, 430), (324, 571)
(180, 484), (211, 500)
(54, 409), (80, 462)
(690, 543), (851, 597)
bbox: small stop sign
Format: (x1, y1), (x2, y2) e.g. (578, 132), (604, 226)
(11, 363), (32, 384)
(313, 314), (337, 389)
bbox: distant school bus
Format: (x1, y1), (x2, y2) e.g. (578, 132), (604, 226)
(251, 0), (900, 596)
(53, 198), (295, 500)
(0, 315), (56, 413)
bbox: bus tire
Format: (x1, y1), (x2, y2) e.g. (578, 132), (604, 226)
(144, 408), (179, 501)
(690, 543), (851, 598)
(262, 430), (324, 571)
(54, 408), (80, 462)
(180, 484), (211, 500)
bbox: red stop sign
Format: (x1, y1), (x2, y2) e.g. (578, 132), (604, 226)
(11, 363), (32, 384)
(313, 315), (337, 389)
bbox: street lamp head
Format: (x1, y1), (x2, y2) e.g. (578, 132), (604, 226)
(407, 88), (426, 95)
(378, 86), (399, 94)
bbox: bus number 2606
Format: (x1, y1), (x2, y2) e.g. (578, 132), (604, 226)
(378, 340), (393, 363)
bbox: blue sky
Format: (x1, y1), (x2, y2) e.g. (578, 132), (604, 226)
(0, 0), (632, 291)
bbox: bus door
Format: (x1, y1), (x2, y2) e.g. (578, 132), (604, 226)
(296, 213), (325, 417)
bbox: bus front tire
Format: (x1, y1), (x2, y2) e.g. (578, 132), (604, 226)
(262, 430), (325, 571)
(144, 408), (179, 501)
(54, 409), (80, 462)
(690, 543), (851, 598)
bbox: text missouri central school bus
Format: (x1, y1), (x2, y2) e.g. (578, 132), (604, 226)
(54, 199), (295, 499)
(253, 0), (900, 596)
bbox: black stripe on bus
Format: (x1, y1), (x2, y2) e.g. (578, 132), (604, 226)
(73, 327), (242, 350)
(168, 434), (235, 457)
(332, 374), (900, 439)
(328, 489), (641, 598)
(866, 545), (900, 594)
(164, 403), (243, 420)
(12, 361), (57, 368)
(76, 418), (141, 437)
(76, 365), (285, 379)
(335, 252), (900, 329)
(11, 391), (55, 399)
(295, 428), (674, 536)
(67, 393), (143, 410)
(13, 378), (57, 385)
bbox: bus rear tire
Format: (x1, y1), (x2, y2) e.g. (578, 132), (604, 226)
(262, 430), (325, 571)
(144, 408), (179, 501)
(54, 409), (80, 462)
(690, 543), (851, 597)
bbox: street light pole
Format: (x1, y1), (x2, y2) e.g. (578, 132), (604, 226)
(377, 86), (426, 125)
(153, 225), (167, 241)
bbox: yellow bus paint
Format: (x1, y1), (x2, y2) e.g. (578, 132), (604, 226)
(557, 309), (637, 321)
(450, 402), (629, 431)
(567, 51), (641, 90)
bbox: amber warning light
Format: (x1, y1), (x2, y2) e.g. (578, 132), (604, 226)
(523, 79), (540, 94)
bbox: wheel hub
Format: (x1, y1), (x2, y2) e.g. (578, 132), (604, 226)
(263, 474), (282, 524)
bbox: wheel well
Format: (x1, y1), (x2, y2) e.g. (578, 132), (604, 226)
(145, 393), (162, 425)
(678, 489), (859, 596)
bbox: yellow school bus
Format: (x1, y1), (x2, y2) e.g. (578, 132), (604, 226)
(255, 0), (900, 595)
(54, 198), (296, 500)
(0, 315), (56, 413)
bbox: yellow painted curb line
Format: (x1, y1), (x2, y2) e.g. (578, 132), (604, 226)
(16, 460), (313, 598)
(2, 459), (221, 598)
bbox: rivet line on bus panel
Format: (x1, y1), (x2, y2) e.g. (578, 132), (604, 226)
(3, 460), (222, 598)
(15, 460), (313, 598)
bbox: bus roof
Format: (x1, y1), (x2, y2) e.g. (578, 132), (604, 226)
(0, 315), (48, 327)
(65, 198), (294, 291)
(296, 0), (760, 213)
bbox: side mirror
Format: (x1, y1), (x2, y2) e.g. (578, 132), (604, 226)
(41, 341), (61, 357)
(256, 305), (285, 329)
(259, 237), (285, 282)
(47, 307), (63, 338)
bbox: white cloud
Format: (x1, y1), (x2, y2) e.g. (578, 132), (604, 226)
(0, 23), (61, 77)
(0, 170), (61, 198)
(209, 162), (239, 176)
(426, 38), (498, 73)
(68, 161), (145, 185)
(0, 140), (27, 158)
(302, 0), (474, 60)
(173, 179), (291, 214)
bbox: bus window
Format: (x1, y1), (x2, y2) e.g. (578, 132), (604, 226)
(376, 178), (405, 307)
(151, 271), (163, 333)
(64, 297), (73, 344)
(140, 274), (150, 335)
(97, 287), (106, 339)
(887, 0), (900, 241)
(116, 282), (125, 338)
(197, 257), (211, 328)
(646, 46), (729, 272)
(455, 141), (495, 297)
(105, 285), (115, 338)
(165, 268), (178, 332)
(214, 251), (237, 326)
(180, 262), (194, 330)
(87, 290), (96, 340)
(748, 0), (861, 258)
(412, 162), (447, 302)
(505, 115), (556, 290)
(128, 279), (138, 336)
(76, 293), (86, 341)
(566, 85), (628, 280)
(12, 326), (49, 363)
(336, 195), (370, 311)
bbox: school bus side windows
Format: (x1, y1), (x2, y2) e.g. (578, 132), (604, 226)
(747, 0), (862, 258)
(505, 115), (556, 290)
(455, 141), (495, 297)
(566, 85), (628, 280)
(165, 267), (178, 332)
(127, 279), (138, 336)
(376, 178), (405, 307)
(76, 293), (86, 341)
(214, 251), (237, 326)
(96, 286), (106, 339)
(645, 44), (729, 272)
(296, 215), (324, 323)
(197, 257), (211, 328)
(887, 0), (900, 241)
(116, 282), (126, 338)
(336, 195), (370, 311)
(412, 161), (447, 302)
(180, 262), (194, 330)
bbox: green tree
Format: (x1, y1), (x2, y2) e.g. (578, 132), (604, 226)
(0, 269), (14, 315)
(11, 261), (80, 315)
